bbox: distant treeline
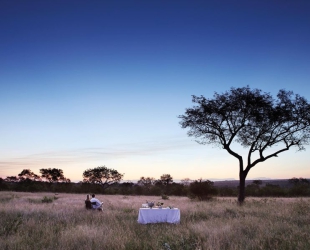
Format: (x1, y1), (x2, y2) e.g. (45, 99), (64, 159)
(1, 177), (309, 198)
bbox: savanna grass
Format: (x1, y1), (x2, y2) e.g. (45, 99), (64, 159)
(0, 192), (309, 249)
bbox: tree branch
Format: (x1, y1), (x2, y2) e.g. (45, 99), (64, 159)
(245, 141), (297, 172)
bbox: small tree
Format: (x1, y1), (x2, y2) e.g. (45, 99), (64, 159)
(160, 174), (173, 186)
(181, 178), (192, 186)
(137, 177), (155, 189)
(82, 166), (124, 190)
(180, 87), (310, 203)
(289, 177), (309, 186)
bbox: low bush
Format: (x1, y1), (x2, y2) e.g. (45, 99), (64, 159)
(161, 194), (169, 200)
(42, 196), (54, 203)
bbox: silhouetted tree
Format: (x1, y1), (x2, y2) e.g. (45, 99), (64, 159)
(160, 174), (173, 186)
(288, 177), (310, 196)
(4, 176), (19, 182)
(39, 168), (69, 183)
(289, 177), (309, 185)
(181, 178), (192, 186)
(289, 177), (300, 185)
(18, 169), (41, 182)
(82, 166), (124, 190)
(180, 87), (310, 203)
(137, 177), (155, 189)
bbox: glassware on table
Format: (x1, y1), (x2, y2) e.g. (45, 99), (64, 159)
(148, 202), (154, 208)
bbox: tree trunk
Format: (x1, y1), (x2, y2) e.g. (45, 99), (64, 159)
(238, 172), (246, 204)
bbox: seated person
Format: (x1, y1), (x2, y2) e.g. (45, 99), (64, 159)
(90, 194), (103, 211)
(85, 194), (92, 209)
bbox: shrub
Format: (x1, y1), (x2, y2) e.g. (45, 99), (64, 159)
(42, 196), (54, 203)
(161, 194), (169, 200)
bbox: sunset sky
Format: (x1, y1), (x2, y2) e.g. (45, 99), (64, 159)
(1, 0), (310, 182)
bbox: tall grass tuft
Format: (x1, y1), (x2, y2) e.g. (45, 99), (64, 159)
(0, 212), (23, 237)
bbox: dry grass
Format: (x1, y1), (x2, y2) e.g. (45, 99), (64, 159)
(0, 192), (309, 250)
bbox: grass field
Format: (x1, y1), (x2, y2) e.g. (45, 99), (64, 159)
(0, 192), (309, 250)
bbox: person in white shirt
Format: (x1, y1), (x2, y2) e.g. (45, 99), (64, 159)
(90, 194), (103, 211)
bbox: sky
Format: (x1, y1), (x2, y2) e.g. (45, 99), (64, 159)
(1, 0), (310, 182)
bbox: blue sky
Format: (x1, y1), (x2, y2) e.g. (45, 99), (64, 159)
(1, 0), (310, 182)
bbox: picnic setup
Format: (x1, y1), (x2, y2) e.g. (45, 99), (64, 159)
(137, 201), (181, 224)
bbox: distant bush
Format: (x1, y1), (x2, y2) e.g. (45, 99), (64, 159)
(260, 184), (287, 197)
(217, 186), (237, 197)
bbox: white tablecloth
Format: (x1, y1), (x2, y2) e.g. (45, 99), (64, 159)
(137, 208), (180, 224)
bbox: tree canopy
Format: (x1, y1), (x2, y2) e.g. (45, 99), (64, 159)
(39, 168), (70, 183)
(160, 174), (173, 186)
(82, 166), (124, 190)
(18, 169), (40, 182)
(179, 86), (310, 203)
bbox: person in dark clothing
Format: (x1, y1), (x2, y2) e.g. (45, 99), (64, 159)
(85, 194), (92, 209)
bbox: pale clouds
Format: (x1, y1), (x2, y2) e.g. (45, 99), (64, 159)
(0, 136), (200, 177)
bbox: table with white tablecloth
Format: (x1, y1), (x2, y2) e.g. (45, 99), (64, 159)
(137, 208), (180, 224)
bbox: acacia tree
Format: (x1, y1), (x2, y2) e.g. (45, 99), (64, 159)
(39, 168), (70, 183)
(18, 169), (41, 182)
(179, 86), (310, 203)
(82, 166), (124, 190)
